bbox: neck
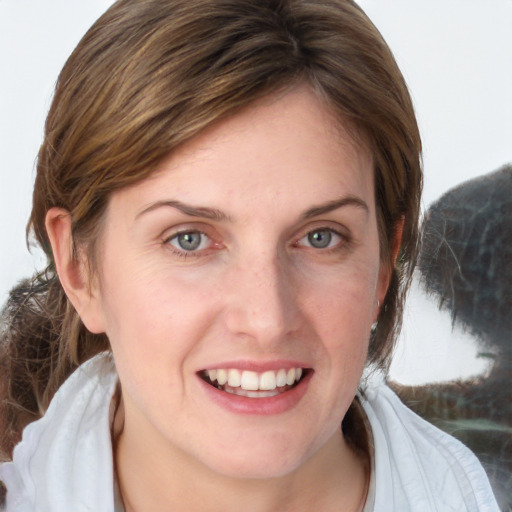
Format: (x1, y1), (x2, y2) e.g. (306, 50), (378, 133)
(114, 410), (369, 512)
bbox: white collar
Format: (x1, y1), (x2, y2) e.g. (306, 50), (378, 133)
(361, 383), (500, 511)
(0, 353), (118, 512)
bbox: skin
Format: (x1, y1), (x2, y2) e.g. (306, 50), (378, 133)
(46, 87), (392, 511)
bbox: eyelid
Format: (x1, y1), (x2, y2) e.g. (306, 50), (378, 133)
(297, 228), (341, 246)
(161, 221), (216, 242)
(167, 230), (211, 251)
(292, 222), (352, 253)
(293, 220), (350, 241)
(163, 227), (209, 243)
(162, 224), (223, 257)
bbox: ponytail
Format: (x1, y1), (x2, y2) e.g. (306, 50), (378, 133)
(0, 268), (108, 460)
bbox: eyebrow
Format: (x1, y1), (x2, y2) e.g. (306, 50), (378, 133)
(301, 196), (369, 220)
(136, 200), (231, 221)
(136, 195), (368, 222)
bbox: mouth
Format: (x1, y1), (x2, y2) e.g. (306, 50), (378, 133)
(199, 367), (308, 398)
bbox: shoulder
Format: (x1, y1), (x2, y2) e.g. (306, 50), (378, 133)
(361, 383), (500, 512)
(0, 353), (118, 512)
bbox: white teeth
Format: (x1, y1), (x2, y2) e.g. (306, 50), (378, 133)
(245, 390), (280, 398)
(228, 369), (241, 387)
(276, 369), (287, 387)
(240, 371), (259, 391)
(205, 367), (305, 392)
(259, 370), (277, 391)
(216, 369), (227, 385)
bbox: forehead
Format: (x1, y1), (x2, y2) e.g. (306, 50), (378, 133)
(109, 87), (374, 219)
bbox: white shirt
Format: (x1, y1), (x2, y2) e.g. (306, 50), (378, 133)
(361, 384), (499, 511)
(0, 353), (500, 511)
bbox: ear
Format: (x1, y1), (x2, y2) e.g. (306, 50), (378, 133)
(390, 217), (404, 268)
(45, 207), (106, 334)
(375, 217), (405, 318)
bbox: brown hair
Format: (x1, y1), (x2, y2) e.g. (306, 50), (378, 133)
(0, 0), (422, 458)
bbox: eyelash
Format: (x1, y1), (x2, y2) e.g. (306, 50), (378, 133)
(163, 226), (350, 258)
(294, 227), (349, 253)
(163, 229), (217, 258)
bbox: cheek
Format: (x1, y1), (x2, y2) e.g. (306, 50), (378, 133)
(99, 273), (211, 410)
(301, 262), (377, 381)
(99, 259), (222, 371)
(303, 260), (379, 334)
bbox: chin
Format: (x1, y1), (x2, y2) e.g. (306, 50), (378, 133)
(205, 455), (303, 481)
(194, 431), (318, 481)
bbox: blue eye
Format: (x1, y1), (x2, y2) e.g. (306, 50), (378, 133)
(169, 231), (210, 252)
(308, 229), (332, 248)
(300, 228), (342, 249)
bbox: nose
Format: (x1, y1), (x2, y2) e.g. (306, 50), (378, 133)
(223, 251), (301, 348)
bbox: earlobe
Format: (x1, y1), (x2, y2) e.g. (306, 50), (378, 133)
(45, 207), (105, 334)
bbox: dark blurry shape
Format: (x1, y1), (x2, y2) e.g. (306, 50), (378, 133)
(390, 164), (512, 510)
(420, 165), (512, 356)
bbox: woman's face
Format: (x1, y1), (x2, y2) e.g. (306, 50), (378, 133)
(90, 87), (389, 478)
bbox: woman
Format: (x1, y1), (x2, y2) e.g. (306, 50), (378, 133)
(0, 0), (499, 510)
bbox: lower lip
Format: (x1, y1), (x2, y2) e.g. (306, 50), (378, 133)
(198, 372), (312, 415)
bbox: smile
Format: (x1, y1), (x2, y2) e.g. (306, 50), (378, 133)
(201, 368), (306, 398)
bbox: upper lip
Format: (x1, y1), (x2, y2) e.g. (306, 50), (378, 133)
(198, 360), (311, 372)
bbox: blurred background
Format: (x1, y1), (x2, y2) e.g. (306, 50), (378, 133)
(1, 1), (511, 508)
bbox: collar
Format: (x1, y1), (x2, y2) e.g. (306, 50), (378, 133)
(0, 353), (118, 512)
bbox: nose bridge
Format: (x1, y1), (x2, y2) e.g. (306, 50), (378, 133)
(224, 249), (299, 345)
